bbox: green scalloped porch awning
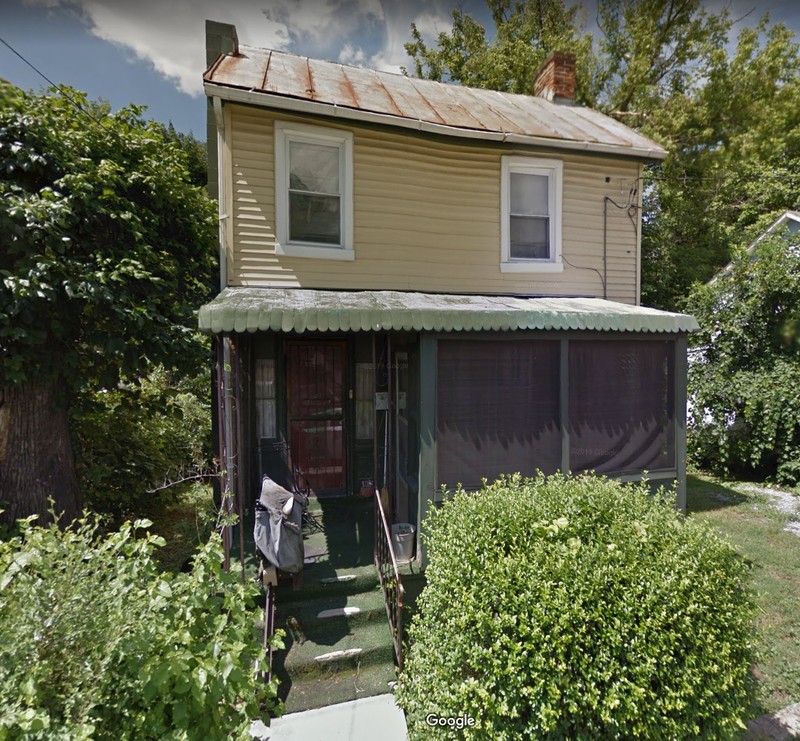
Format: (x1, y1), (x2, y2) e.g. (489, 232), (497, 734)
(198, 287), (699, 335)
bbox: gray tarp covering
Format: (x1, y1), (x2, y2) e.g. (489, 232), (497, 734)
(254, 475), (305, 574)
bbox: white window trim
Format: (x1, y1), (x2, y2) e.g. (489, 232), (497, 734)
(275, 121), (354, 260)
(500, 156), (563, 273)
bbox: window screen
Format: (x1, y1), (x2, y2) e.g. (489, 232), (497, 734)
(437, 340), (561, 489)
(569, 340), (675, 474)
(509, 172), (550, 259)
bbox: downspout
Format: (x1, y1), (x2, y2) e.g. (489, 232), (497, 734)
(213, 96), (228, 288)
(602, 197), (609, 300)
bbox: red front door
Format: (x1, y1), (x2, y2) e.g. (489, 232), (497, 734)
(287, 341), (346, 494)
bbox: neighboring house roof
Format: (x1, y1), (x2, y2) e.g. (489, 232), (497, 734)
(198, 287), (698, 335)
(203, 47), (667, 162)
(712, 209), (800, 282)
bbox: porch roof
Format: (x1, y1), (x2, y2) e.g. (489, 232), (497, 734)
(198, 287), (698, 334)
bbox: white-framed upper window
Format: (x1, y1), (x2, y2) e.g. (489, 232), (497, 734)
(501, 156), (563, 272)
(275, 121), (354, 260)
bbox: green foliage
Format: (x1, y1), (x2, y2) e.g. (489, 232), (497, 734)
(0, 513), (281, 739)
(397, 474), (756, 740)
(687, 231), (800, 483)
(0, 83), (216, 388)
(595, 0), (730, 117)
(72, 364), (213, 522)
(404, 0), (595, 100)
(641, 17), (800, 309)
(0, 82), (216, 522)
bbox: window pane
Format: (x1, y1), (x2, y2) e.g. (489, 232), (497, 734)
(355, 363), (374, 439)
(569, 341), (675, 474)
(289, 140), (339, 194)
(255, 359), (276, 438)
(510, 172), (548, 215)
(510, 215), (549, 259)
(437, 340), (561, 489)
(289, 193), (341, 244)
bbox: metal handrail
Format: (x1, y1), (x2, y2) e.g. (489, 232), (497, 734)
(263, 581), (276, 684)
(374, 489), (406, 670)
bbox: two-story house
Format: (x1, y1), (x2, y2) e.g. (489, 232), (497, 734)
(199, 21), (697, 570)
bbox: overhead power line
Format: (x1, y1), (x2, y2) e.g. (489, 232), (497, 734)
(0, 35), (110, 130)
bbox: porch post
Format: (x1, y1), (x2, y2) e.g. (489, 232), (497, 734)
(215, 333), (237, 570)
(560, 337), (570, 475)
(675, 335), (689, 514)
(416, 333), (437, 569)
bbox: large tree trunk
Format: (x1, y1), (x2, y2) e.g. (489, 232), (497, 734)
(0, 381), (81, 526)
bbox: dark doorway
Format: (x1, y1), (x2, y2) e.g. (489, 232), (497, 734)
(287, 341), (347, 495)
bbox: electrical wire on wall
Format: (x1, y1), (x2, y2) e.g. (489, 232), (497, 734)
(560, 177), (642, 300)
(602, 179), (642, 299)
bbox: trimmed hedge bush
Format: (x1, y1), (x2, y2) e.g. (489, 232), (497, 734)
(396, 474), (756, 740)
(0, 514), (281, 740)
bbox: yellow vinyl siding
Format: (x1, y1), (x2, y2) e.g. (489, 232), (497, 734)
(227, 104), (641, 304)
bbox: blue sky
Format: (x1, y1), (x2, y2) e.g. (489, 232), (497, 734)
(1, 0), (799, 140)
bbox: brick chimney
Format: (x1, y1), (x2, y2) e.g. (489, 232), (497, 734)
(532, 51), (576, 104)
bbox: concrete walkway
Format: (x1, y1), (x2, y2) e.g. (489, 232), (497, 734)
(251, 694), (407, 740)
(747, 702), (800, 740)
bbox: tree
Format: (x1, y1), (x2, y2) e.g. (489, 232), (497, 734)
(640, 16), (800, 308)
(0, 82), (217, 525)
(404, 0), (596, 101)
(686, 228), (800, 483)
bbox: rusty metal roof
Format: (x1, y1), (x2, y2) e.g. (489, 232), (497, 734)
(203, 46), (667, 161)
(198, 288), (697, 334)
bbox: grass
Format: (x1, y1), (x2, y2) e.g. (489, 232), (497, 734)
(686, 473), (800, 715)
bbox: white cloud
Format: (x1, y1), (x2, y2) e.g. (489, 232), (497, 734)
(366, 1), (453, 75)
(339, 43), (366, 65)
(411, 10), (453, 43)
(20, 0), (392, 96)
(18, 0), (465, 96)
(21, 0), (293, 96)
(263, 0), (385, 47)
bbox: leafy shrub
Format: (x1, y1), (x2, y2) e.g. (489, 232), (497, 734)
(687, 230), (800, 484)
(0, 513), (281, 740)
(73, 364), (213, 521)
(396, 474), (756, 740)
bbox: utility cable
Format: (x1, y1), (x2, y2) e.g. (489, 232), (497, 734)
(0, 35), (110, 130)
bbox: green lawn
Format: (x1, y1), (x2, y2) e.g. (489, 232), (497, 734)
(686, 473), (800, 715)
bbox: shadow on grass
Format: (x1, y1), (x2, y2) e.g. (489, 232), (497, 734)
(686, 474), (749, 514)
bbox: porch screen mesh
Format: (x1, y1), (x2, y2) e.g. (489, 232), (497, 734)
(437, 340), (560, 489)
(569, 340), (675, 474)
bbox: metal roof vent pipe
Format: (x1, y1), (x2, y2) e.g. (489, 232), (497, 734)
(532, 51), (577, 105)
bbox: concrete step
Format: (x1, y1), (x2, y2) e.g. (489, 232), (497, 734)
(278, 617), (397, 680)
(277, 561), (381, 602)
(281, 663), (399, 715)
(276, 585), (386, 632)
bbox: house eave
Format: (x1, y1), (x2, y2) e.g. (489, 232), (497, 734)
(204, 82), (668, 162)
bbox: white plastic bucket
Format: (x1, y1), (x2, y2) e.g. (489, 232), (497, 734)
(391, 523), (415, 563)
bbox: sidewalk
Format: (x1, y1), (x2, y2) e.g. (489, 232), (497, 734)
(746, 702), (800, 740)
(251, 694), (407, 741)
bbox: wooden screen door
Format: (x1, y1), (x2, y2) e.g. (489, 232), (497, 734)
(287, 341), (346, 494)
